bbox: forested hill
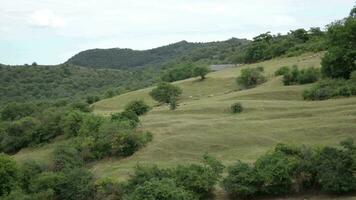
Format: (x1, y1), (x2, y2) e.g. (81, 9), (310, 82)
(65, 38), (250, 69)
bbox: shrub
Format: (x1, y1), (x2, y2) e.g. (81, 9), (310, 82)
(69, 102), (92, 113)
(62, 111), (86, 137)
(0, 153), (19, 196)
(19, 160), (45, 193)
(94, 178), (124, 200)
(52, 145), (84, 171)
(274, 66), (290, 76)
(111, 110), (139, 128)
(86, 96), (100, 104)
(230, 103), (243, 114)
(255, 150), (299, 195)
(125, 100), (150, 116)
(0, 117), (40, 154)
(111, 131), (152, 157)
(303, 79), (356, 100)
(283, 66), (320, 85)
(129, 178), (196, 200)
(0, 103), (36, 121)
(223, 161), (261, 199)
(237, 67), (266, 88)
(314, 147), (356, 193)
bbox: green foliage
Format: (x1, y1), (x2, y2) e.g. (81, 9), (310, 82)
(86, 95), (100, 104)
(193, 66), (210, 80)
(303, 78), (356, 100)
(125, 100), (151, 116)
(321, 14), (356, 79)
(94, 178), (124, 200)
(161, 62), (196, 82)
(0, 117), (40, 154)
(0, 153), (19, 196)
(125, 156), (222, 199)
(62, 111), (86, 137)
(111, 110), (140, 128)
(149, 82), (182, 110)
(236, 67), (266, 88)
(18, 160), (45, 193)
(129, 178), (196, 200)
(230, 103), (243, 114)
(274, 66), (290, 76)
(52, 145), (84, 171)
(314, 146), (356, 193)
(223, 161), (261, 199)
(283, 66), (320, 85)
(0, 103), (36, 121)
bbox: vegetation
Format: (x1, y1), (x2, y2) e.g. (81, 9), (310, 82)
(223, 140), (356, 198)
(230, 103), (243, 114)
(193, 66), (210, 80)
(321, 11), (356, 79)
(0, 64), (158, 104)
(282, 65), (320, 85)
(303, 78), (356, 100)
(124, 100), (151, 116)
(149, 83), (182, 110)
(236, 66), (266, 88)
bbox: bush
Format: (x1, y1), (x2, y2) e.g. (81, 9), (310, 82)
(255, 150), (299, 195)
(62, 111), (86, 137)
(274, 66), (290, 76)
(129, 178), (196, 200)
(230, 103), (243, 114)
(283, 66), (320, 85)
(223, 161), (261, 199)
(94, 178), (124, 200)
(125, 100), (150, 116)
(19, 160), (45, 193)
(314, 147), (356, 193)
(237, 67), (266, 88)
(111, 110), (139, 128)
(0, 117), (40, 154)
(0, 153), (19, 196)
(52, 145), (84, 171)
(86, 96), (100, 104)
(303, 79), (356, 100)
(1, 103), (36, 121)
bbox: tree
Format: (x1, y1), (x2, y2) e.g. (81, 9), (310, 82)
(193, 66), (210, 80)
(321, 13), (356, 79)
(0, 153), (19, 196)
(125, 100), (151, 116)
(52, 145), (84, 172)
(1, 103), (36, 121)
(149, 83), (182, 110)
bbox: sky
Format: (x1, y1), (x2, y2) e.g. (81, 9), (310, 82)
(0, 0), (354, 65)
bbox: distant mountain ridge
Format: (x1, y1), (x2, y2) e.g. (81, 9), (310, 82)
(65, 39), (250, 69)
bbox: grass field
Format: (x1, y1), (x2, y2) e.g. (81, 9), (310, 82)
(14, 52), (356, 199)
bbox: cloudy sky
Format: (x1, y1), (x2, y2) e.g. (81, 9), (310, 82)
(0, 0), (354, 65)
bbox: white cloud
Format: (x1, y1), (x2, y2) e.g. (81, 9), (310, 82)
(28, 9), (66, 28)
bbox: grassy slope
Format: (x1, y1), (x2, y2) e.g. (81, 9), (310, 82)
(14, 52), (356, 199)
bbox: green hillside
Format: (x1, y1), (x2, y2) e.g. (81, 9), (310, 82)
(65, 39), (250, 69)
(15, 52), (356, 178)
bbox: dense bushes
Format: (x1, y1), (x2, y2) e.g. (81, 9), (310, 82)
(282, 65), (320, 85)
(236, 67), (266, 88)
(223, 140), (356, 198)
(0, 153), (18, 196)
(124, 100), (151, 116)
(303, 78), (356, 100)
(125, 155), (223, 199)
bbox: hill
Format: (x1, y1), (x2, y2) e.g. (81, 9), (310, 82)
(65, 39), (250, 69)
(14, 53), (356, 199)
(0, 64), (157, 104)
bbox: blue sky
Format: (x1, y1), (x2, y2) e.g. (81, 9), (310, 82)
(0, 0), (354, 65)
